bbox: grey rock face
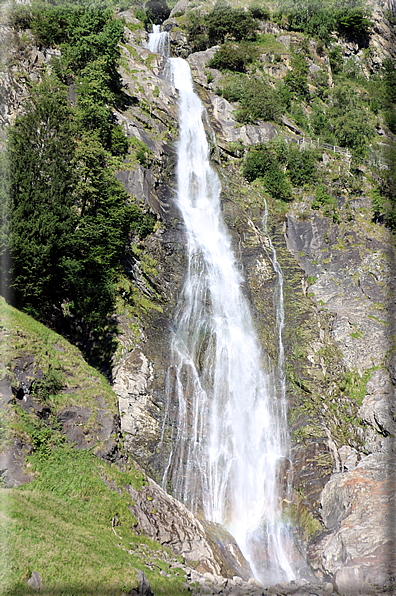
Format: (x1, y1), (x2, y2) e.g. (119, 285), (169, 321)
(27, 571), (43, 590)
(127, 474), (222, 574)
(57, 404), (121, 460)
(0, 438), (34, 488)
(136, 569), (154, 596)
(285, 214), (395, 375)
(308, 454), (396, 595)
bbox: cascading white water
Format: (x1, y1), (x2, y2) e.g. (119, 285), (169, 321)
(148, 27), (296, 584)
(147, 24), (170, 57)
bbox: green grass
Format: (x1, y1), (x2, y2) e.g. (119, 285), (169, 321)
(0, 447), (188, 595)
(0, 297), (119, 417)
(0, 297), (189, 595)
(254, 33), (288, 53)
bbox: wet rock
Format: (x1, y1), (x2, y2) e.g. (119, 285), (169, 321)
(202, 521), (253, 581)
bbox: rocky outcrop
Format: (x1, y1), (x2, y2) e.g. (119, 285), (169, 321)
(308, 454), (396, 595)
(124, 468), (256, 579)
(0, 24), (60, 145)
(286, 210), (395, 375)
(285, 198), (396, 588)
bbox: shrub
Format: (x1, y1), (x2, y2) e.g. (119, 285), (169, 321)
(335, 7), (372, 38)
(311, 183), (334, 209)
(333, 108), (375, 160)
(264, 165), (292, 201)
(242, 144), (292, 201)
(284, 53), (310, 99)
(249, 2), (271, 20)
(242, 144), (279, 181)
(144, 0), (170, 24)
(218, 76), (282, 123)
(287, 146), (319, 186)
(209, 44), (251, 73)
(204, 8), (258, 45)
(110, 125), (129, 157)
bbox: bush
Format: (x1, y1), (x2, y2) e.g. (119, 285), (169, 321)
(329, 46), (343, 75)
(335, 7), (372, 38)
(204, 8), (258, 45)
(249, 2), (271, 20)
(144, 0), (170, 24)
(242, 144), (279, 181)
(287, 146), (319, 186)
(284, 53), (309, 99)
(333, 108), (375, 160)
(219, 76), (282, 124)
(311, 183), (334, 210)
(242, 143), (292, 201)
(263, 165), (292, 201)
(209, 44), (251, 73)
(110, 125), (129, 157)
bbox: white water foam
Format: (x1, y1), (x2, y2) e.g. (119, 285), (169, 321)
(149, 27), (296, 584)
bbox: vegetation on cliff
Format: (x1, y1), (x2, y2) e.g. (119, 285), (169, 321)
(1, 0), (396, 591)
(1, 0), (156, 369)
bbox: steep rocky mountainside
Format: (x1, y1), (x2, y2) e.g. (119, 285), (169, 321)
(1, 0), (395, 594)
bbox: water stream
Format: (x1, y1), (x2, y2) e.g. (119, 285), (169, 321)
(148, 27), (296, 585)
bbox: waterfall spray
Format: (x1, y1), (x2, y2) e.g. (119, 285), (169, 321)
(148, 27), (296, 585)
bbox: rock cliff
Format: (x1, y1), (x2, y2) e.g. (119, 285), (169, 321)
(1, 1), (396, 593)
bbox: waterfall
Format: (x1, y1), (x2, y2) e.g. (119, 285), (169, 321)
(147, 24), (170, 57)
(148, 27), (296, 585)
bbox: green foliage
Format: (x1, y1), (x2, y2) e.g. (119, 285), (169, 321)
(205, 8), (258, 44)
(329, 46), (343, 74)
(110, 124), (129, 157)
(188, 5), (258, 51)
(1, 2), (160, 362)
(336, 6), (372, 37)
(2, 74), (150, 348)
(275, 0), (372, 42)
(208, 43), (256, 73)
(249, 2), (271, 21)
(309, 84), (375, 159)
(287, 146), (319, 186)
(218, 76), (282, 124)
(284, 53), (309, 100)
(6, 77), (77, 316)
(242, 140), (326, 202)
(332, 108), (374, 160)
(376, 142), (396, 230)
(311, 183), (334, 210)
(144, 0), (170, 25)
(32, 368), (65, 404)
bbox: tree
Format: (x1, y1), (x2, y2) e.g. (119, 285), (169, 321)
(6, 77), (77, 317)
(284, 53), (310, 100)
(4, 77), (136, 331)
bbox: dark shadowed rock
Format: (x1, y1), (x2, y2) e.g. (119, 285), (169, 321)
(0, 438), (34, 487)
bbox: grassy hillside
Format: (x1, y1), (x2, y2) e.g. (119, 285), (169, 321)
(0, 297), (188, 595)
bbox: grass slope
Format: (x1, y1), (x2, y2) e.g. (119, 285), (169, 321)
(0, 297), (188, 595)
